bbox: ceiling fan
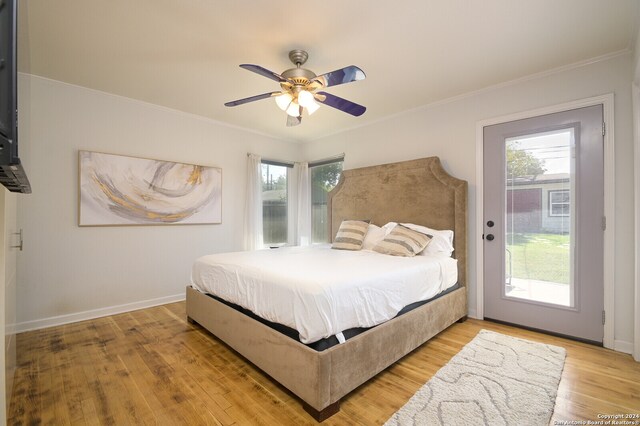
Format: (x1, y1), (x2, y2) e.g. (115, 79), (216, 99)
(224, 49), (366, 127)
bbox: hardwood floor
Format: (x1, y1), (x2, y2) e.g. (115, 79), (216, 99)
(8, 302), (640, 425)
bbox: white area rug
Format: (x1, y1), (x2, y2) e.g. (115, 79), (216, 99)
(385, 330), (566, 426)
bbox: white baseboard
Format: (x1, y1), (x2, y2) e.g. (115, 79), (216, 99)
(5, 322), (15, 336)
(14, 295), (634, 358)
(614, 339), (634, 355)
(467, 308), (480, 319)
(465, 310), (633, 356)
(14, 293), (186, 333)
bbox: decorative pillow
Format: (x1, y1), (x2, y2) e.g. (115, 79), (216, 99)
(361, 224), (386, 250)
(382, 222), (454, 256)
(331, 220), (370, 250)
(401, 223), (455, 257)
(373, 224), (432, 257)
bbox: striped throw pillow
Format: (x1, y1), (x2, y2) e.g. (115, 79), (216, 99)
(332, 220), (370, 251)
(373, 224), (432, 257)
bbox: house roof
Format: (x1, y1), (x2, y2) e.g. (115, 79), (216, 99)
(509, 173), (570, 186)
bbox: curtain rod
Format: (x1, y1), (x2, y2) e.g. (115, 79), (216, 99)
(309, 153), (345, 167)
(247, 152), (345, 168)
(248, 153), (295, 168)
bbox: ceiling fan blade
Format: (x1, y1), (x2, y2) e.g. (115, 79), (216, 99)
(315, 92), (366, 116)
(286, 105), (303, 127)
(239, 64), (286, 82)
(313, 66), (366, 88)
(286, 114), (302, 127)
(224, 92), (280, 107)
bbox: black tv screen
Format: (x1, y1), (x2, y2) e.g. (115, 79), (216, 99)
(0, 0), (30, 193)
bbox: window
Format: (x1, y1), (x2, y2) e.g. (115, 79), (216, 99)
(310, 159), (344, 243)
(262, 161), (290, 245)
(549, 190), (570, 216)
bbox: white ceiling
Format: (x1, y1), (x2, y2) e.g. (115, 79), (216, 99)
(19, 0), (639, 143)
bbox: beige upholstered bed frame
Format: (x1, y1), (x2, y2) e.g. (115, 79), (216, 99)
(186, 156), (468, 421)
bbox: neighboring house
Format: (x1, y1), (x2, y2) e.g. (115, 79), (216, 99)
(507, 173), (570, 234)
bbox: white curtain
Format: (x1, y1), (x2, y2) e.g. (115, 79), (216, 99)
(294, 162), (311, 246)
(244, 154), (263, 250)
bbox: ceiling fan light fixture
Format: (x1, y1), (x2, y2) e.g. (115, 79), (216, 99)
(297, 90), (314, 107)
(286, 101), (301, 117)
(225, 50), (366, 126)
(306, 101), (320, 115)
(298, 90), (320, 115)
(275, 92), (293, 111)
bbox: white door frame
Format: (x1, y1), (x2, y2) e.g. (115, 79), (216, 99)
(475, 94), (615, 349)
(632, 84), (640, 362)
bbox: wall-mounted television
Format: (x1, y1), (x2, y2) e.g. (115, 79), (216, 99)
(0, 0), (30, 193)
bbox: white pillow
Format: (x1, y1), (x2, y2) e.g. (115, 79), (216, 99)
(382, 222), (454, 256)
(381, 222), (398, 233)
(362, 224), (386, 250)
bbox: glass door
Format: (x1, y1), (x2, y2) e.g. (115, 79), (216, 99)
(505, 129), (574, 307)
(483, 105), (604, 343)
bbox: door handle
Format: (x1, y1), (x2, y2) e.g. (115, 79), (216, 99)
(486, 234), (495, 241)
(11, 229), (23, 251)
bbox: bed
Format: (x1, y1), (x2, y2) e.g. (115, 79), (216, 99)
(186, 156), (468, 421)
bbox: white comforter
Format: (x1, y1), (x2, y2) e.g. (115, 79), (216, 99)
(190, 245), (458, 344)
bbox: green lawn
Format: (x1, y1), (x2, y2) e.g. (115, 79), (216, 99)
(506, 233), (570, 285)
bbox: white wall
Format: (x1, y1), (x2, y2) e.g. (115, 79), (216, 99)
(15, 74), (301, 329)
(14, 53), (637, 349)
(302, 53), (635, 347)
(632, 26), (640, 361)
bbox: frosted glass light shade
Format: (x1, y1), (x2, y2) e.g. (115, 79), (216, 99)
(275, 93), (293, 111)
(298, 90), (320, 115)
(306, 101), (320, 115)
(286, 101), (301, 117)
(298, 90), (314, 107)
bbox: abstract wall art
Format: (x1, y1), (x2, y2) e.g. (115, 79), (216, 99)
(79, 151), (222, 226)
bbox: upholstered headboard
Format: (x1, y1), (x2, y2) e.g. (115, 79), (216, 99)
(327, 157), (468, 287)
